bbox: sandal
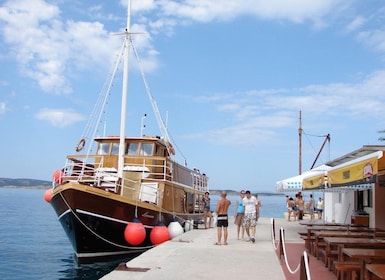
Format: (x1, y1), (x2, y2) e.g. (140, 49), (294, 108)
(214, 242), (221, 245)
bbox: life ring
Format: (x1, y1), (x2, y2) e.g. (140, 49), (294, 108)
(76, 138), (86, 152)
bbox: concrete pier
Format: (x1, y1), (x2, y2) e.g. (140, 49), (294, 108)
(101, 217), (307, 280)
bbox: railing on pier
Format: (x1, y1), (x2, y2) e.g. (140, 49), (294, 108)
(270, 218), (311, 280)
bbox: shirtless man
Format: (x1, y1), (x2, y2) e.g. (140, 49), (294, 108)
(215, 191), (231, 245)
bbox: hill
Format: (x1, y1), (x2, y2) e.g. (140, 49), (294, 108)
(0, 178), (51, 189)
(209, 189), (283, 196)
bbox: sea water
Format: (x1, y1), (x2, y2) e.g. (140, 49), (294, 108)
(0, 188), (128, 280)
(0, 188), (291, 280)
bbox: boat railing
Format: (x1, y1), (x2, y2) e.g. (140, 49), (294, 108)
(60, 154), (208, 193)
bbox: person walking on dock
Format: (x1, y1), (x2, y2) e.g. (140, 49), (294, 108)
(215, 191), (231, 245)
(243, 190), (258, 243)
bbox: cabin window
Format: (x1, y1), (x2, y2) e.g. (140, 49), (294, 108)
(126, 143), (139, 155)
(140, 143), (153, 156)
(111, 143), (119, 155)
(98, 143), (110, 155)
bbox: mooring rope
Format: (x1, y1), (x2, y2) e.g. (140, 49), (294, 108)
(58, 191), (155, 250)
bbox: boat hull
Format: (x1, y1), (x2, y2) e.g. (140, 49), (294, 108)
(50, 184), (202, 263)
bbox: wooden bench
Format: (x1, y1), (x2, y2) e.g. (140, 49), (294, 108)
(334, 262), (360, 280)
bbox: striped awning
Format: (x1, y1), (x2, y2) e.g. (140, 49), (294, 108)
(276, 175), (302, 192)
(276, 164), (330, 192)
(321, 183), (374, 192)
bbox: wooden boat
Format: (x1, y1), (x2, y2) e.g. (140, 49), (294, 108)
(49, 0), (208, 263)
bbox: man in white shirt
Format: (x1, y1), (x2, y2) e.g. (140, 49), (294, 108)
(242, 190), (258, 243)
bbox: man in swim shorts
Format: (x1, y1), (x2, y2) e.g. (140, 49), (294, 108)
(215, 191), (231, 245)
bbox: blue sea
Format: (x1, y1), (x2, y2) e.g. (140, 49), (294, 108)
(0, 188), (289, 280)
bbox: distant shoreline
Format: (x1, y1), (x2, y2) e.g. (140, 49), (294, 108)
(0, 186), (50, 190)
(0, 185), (285, 195)
(209, 190), (284, 196)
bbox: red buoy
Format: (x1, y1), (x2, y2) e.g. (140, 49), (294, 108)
(150, 222), (170, 245)
(124, 218), (146, 246)
(44, 188), (53, 203)
(52, 169), (64, 184)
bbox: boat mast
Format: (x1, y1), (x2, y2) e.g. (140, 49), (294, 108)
(118, 0), (132, 176)
(298, 110), (302, 175)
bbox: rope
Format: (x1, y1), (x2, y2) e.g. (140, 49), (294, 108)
(303, 251), (312, 280)
(270, 218), (279, 250)
(57, 187), (193, 248)
(280, 226), (301, 274)
(58, 191), (155, 250)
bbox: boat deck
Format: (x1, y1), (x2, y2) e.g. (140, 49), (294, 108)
(101, 216), (336, 280)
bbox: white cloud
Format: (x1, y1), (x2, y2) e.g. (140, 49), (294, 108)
(357, 29), (385, 53)
(0, 0), (120, 95)
(1, 0), (385, 101)
(188, 70), (385, 145)
(345, 16), (366, 32)
(35, 108), (86, 127)
(0, 102), (7, 114)
(155, 0), (347, 24)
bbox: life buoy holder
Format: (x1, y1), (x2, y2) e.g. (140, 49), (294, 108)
(76, 138), (86, 152)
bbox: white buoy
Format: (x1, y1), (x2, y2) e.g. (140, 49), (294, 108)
(212, 212), (218, 227)
(184, 220), (193, 232)
(168, 220), (184, 238)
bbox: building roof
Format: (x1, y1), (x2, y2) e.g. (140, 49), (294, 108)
(325, 145), (385, 167)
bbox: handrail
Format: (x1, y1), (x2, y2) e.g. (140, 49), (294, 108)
(60, 155), (208, 192)
(270, 218), (311, 279)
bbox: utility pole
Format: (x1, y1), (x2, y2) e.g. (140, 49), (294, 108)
(298, 110), (302, 175)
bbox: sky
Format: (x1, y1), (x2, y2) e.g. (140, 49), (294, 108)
(1, 0), (385, 192)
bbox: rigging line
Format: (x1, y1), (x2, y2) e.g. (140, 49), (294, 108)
(129, 38), (169, 141)
(302, 131), (329, 138)
(303, 131), (330, 166)
(129, 37), (187, 164)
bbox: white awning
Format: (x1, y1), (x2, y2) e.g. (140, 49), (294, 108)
(276, 164), (330, 192)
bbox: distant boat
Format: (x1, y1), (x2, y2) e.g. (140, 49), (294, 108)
(49, 0), (208, 263)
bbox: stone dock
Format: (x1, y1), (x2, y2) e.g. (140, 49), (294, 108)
(101, 217), (307, 280)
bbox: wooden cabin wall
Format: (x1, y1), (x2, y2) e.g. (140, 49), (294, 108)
(374, 179), (385, 229)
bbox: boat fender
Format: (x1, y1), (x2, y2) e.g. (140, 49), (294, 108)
(184, 220), (193, 232)
(52, 169), (64, 184)
(75, 138), (86, 152)
(124, 218), (146, 246)
(150, 222), (170, 245)
(168, 220), (184, 239)
(44, 188), (53, 203)
(212, 212), (218, 226)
